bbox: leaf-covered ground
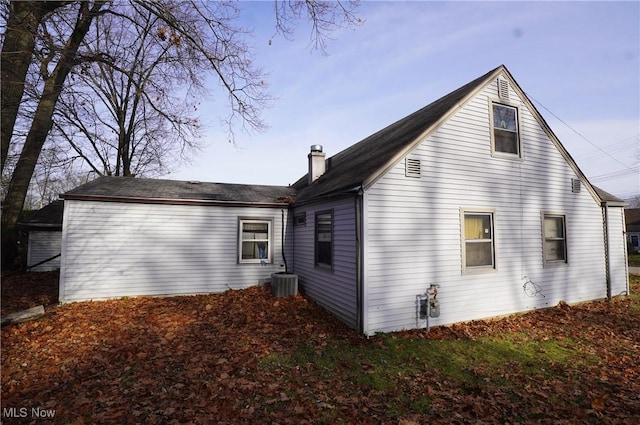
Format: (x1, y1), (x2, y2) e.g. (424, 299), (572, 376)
(1, 272), (639, 424)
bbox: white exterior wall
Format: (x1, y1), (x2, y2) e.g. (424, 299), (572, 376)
(292, 197), (358, 329)
(27, 231), (62, 271)
(60, 200), (292, 302)
(363, 74), (609, 335)
(607, 206), (629, 296)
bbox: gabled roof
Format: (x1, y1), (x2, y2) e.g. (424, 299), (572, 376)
(61, 66), (626, 209)
(18, 200), (64, 229)
(61, 176), (294, 206)
(293, 66), (502, 203)
(292, 64), (625, 207)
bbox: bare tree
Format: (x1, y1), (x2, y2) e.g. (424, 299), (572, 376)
(1, 0), (360, 269)
(2, 1), (107, 268)
(53, 1), (208, 177)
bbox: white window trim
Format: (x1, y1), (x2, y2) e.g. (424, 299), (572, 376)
(541, 211), (568, 267)
(238, 218), (273, 264)
(315, 210), (334, 270)
(489, 98), (523, 160)
(461, 208), (497, 274)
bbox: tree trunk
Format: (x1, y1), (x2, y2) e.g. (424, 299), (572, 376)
(1, 1), (105, 270)
(0, 2), (57, 173)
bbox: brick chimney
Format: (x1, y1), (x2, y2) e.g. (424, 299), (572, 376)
(308, 145), (326, 185)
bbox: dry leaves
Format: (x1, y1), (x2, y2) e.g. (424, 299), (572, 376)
(2, 272), (639, 424)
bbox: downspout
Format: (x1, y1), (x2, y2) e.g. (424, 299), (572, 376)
(355, 188), (364, 335)
(281, 209), (288, 273)
(602, 203), (611, 300)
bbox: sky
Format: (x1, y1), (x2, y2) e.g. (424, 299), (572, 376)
(167, 1), (640, 201)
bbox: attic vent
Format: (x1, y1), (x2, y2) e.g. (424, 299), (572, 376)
(571, 178), (581, 193)
(497, 78), (509, 99)
(406, 158), (421, 178)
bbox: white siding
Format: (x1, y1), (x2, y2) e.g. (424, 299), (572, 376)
(607, 206), (629, 297)
(60, 201), (292, 302)
(292, 197), (358, 329)
(364, 74), (609, 335)
(27, 231), (62, 271)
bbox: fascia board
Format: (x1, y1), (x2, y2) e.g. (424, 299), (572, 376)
(361, 66), (505, 191)
(60, 193), (291, 208)
(500, 67), (602, 205)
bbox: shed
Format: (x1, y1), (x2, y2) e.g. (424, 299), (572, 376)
(18, 200), (64, 272)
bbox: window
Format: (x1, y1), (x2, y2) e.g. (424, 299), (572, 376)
(543, 214), (567, 265)
(315, 212), (333, 267)
(463, 211), (495, 270)
(631, 235), (639, 247)
(491, 102), (520, 156)
(238, 219), (271, 263)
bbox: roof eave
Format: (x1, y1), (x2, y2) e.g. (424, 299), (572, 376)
(60, 193), (292, 208)
(362, 66), (506, 191)
(500, 67), (606, 207)
(601, 200), (628, 208)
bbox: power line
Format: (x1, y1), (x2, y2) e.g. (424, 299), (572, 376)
(576, 135), (639, 162)
(589, 167), (639, 183)
(526, 93), (637, 173)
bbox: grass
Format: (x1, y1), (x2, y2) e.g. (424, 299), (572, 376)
(629, 253), (640, 266)
(262, 331), (592, 394)
(3, 274), (640, 423)
(258, 276), (640, 421)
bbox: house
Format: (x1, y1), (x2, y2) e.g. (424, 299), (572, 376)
(625, 209), (640, 253)
(59, 65), (629, 336)
(18, 200), (64, 271)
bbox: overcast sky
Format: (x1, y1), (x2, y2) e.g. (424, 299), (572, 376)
(168, 1), (640, 200)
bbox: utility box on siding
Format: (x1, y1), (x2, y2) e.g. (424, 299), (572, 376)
(270, 273), (298, 297)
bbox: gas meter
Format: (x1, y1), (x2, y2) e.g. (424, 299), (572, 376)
(428, 284), (440, 318)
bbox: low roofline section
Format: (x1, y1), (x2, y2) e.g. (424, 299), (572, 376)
(60, 193), (292, 208)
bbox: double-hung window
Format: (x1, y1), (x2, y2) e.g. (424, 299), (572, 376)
(491, 102), (521, 157)
(462, 211), (495, 271)
(315, 211), (333, 268)
(239, 219), (271, 263)
(542, 213), (567, 265)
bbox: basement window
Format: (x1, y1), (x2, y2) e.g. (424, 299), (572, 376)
(238, 219), (272, 264)
(490, 102), (521, 158)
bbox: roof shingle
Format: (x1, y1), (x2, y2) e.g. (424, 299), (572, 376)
(62, 176), (295, 205)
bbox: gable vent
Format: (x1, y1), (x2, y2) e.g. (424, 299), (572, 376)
(406, 158), (421, 178)
(571, 178), (581, 193)
(497, 78), (509, 99)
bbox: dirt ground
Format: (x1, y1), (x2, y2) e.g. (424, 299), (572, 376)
(1, 270), (59, 314)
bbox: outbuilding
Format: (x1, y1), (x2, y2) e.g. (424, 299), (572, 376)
(19, 200), (64, 272)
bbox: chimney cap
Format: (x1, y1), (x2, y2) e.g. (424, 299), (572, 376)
(310, 145), (323, 153)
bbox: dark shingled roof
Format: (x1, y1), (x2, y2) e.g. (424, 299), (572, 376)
(292, 66), (502, 203)
(62, 176), (295, 205)
(593, 186), (626, 205)
(19, 200), (64, 229)
(61, 66), (626, 209)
